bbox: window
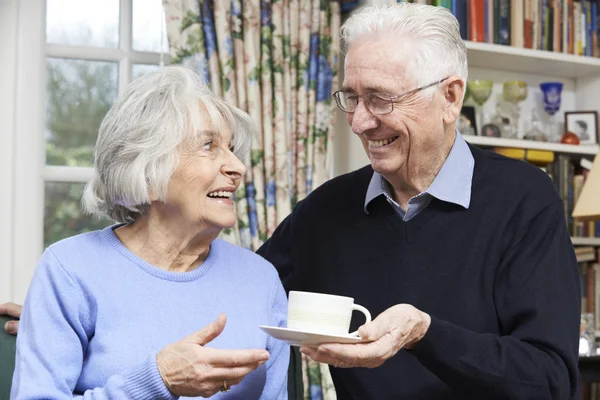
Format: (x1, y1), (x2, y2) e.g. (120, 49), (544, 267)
(44, 0), (169, 246)
(2, 0), (169, 302)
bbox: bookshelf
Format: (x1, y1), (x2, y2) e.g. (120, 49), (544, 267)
(465, 135), (600, 155)
(463, 40), (600, 155)
(466, 41), (600, 79)
(464, 40), (600, 142)
(573, 237), (600, 247)
(461, 41), (600, 249)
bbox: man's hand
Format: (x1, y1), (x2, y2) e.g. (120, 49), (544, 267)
(300, 304), (431, 368)
(157, 314), (270, 397)
(0, 302), (22, 336)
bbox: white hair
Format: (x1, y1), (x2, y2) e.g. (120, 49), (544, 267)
(340, 3), (468, 96)
(83, 65), (254, 223)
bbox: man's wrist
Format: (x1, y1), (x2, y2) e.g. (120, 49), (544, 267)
(405, 311), (431, 349)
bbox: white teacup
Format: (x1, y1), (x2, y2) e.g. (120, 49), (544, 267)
(287, 291), (372, 336)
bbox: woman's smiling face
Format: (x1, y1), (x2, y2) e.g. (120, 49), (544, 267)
(160, 114), (247, 233)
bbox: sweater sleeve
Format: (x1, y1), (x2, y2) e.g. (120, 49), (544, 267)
(257, 213), (295, 292)
(260, 271), (290, 399)
(410, 200), (580, 400)
(10, 249), (177, 400)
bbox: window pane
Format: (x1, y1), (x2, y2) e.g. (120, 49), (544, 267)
(46, 0), (119, 48)
(46, 58), (118, 167)
(44, 182), (113, 249)
(132, 64), (160, 80)
(133, 0), (169, 52)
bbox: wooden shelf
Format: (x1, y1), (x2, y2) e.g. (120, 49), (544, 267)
(464, 135), (600, 155)
(572, 237), (600, 246)
(466, 41), (600, 79)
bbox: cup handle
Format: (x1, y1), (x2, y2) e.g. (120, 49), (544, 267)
(348, 304), (372, 337)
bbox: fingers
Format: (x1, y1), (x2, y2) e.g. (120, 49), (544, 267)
(0, 302), (23, 318)
(0, 302), (22, 336)
(357, 311), (394, 341)
(157, 346), (269, 397)
(300, 305), (430, 369)
(204, 348), (270, 367)
(4, 320), (19, 336)
(205, 361), (267, 385)
(184, 314), (227, 346)
(300, 340), (390, 369)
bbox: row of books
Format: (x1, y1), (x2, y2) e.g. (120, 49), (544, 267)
(582, 383), (600, 400)
(405, 0), (600, 57)
(580, 251), (599, 327)
(547, 155), (600, 238)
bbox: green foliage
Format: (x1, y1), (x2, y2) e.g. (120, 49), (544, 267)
(319, 37), (331, 59)
(232, 30), (243, 40)
(237, 218), (248, 229)
(281, 36), (291, 58)
(272, 62), (283, 74)
(44, 59), (116, 247)
(172, 47), (193, 64)
(223, 77), (231, 92)
(186, 28), (205, 54)
(251, 149), (265, 167)
(248, 65), (261, 82)
(312, 128), (328, 143)
(180, 11), (200, 33)
(43, 183), (111, 249)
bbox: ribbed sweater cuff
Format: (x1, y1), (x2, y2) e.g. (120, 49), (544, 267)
(409, 316), (465, 362)
(121, 355), (179, 400)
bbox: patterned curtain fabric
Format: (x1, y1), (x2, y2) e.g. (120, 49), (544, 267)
(163, 1), (341, 398)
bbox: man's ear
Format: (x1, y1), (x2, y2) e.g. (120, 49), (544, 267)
(442, 76), (465, 125)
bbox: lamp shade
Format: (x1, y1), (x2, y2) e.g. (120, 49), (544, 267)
(573, 153), (600, 221)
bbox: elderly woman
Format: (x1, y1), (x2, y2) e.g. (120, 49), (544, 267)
(10, 66), (289, 399)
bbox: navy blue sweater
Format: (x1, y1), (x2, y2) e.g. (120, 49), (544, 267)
(258, 145), (580, 399)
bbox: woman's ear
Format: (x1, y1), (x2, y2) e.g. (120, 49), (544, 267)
(148, 187), (159, 202)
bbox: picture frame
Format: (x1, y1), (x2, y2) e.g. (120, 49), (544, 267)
(458, 106), (477, 136)
(564, 111), (598, 145)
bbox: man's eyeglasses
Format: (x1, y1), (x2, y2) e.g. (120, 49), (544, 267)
(332, 77), (450, 115)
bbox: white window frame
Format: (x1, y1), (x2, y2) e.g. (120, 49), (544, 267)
(0, 0), (168, 303)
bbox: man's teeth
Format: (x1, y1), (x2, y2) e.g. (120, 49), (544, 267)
(208, 191), (233, 198)
(369, 137), (396, 148)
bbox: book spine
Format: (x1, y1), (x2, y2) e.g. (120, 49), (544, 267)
(498, 0), (512, 44)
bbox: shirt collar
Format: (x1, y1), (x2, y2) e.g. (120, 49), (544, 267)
(364, 131), (474, 213)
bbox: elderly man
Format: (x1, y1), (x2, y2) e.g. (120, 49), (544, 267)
(258, 3), (580, 400)
(3, 3), (580, 399)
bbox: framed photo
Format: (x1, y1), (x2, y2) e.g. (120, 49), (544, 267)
(565, 111), (598, 145)
(458, 106), (477, 136)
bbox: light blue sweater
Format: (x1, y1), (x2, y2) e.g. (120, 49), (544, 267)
(11, 225), (289, 399)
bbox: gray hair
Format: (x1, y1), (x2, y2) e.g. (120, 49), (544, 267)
(83, 65), (254, 223)
(340, 3), (468, 96)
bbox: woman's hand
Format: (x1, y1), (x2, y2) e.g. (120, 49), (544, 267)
(156, 314), (269, 397)
(0, 302), (22, 335)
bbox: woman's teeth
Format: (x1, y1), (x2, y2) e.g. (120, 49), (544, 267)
(207, 191), (233, 198)
(369, 137), (397, 148)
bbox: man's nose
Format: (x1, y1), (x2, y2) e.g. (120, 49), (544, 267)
(349, 100), (379, 135)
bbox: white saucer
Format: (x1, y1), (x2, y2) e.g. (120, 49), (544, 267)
(258, 325), (368, 347)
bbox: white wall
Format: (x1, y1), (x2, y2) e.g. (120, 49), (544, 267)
(0, 0), (45, 304)
(331, 65), (370, 177)
(331, 1), (372, 177)
(0, 0), (18, 302)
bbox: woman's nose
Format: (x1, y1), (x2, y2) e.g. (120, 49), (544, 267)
(223, 151), (247, 179)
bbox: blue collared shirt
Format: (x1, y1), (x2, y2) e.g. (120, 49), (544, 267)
(364, 131), (474, 220)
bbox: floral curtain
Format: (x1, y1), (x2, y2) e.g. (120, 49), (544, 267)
(162, 1), (341, 398)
